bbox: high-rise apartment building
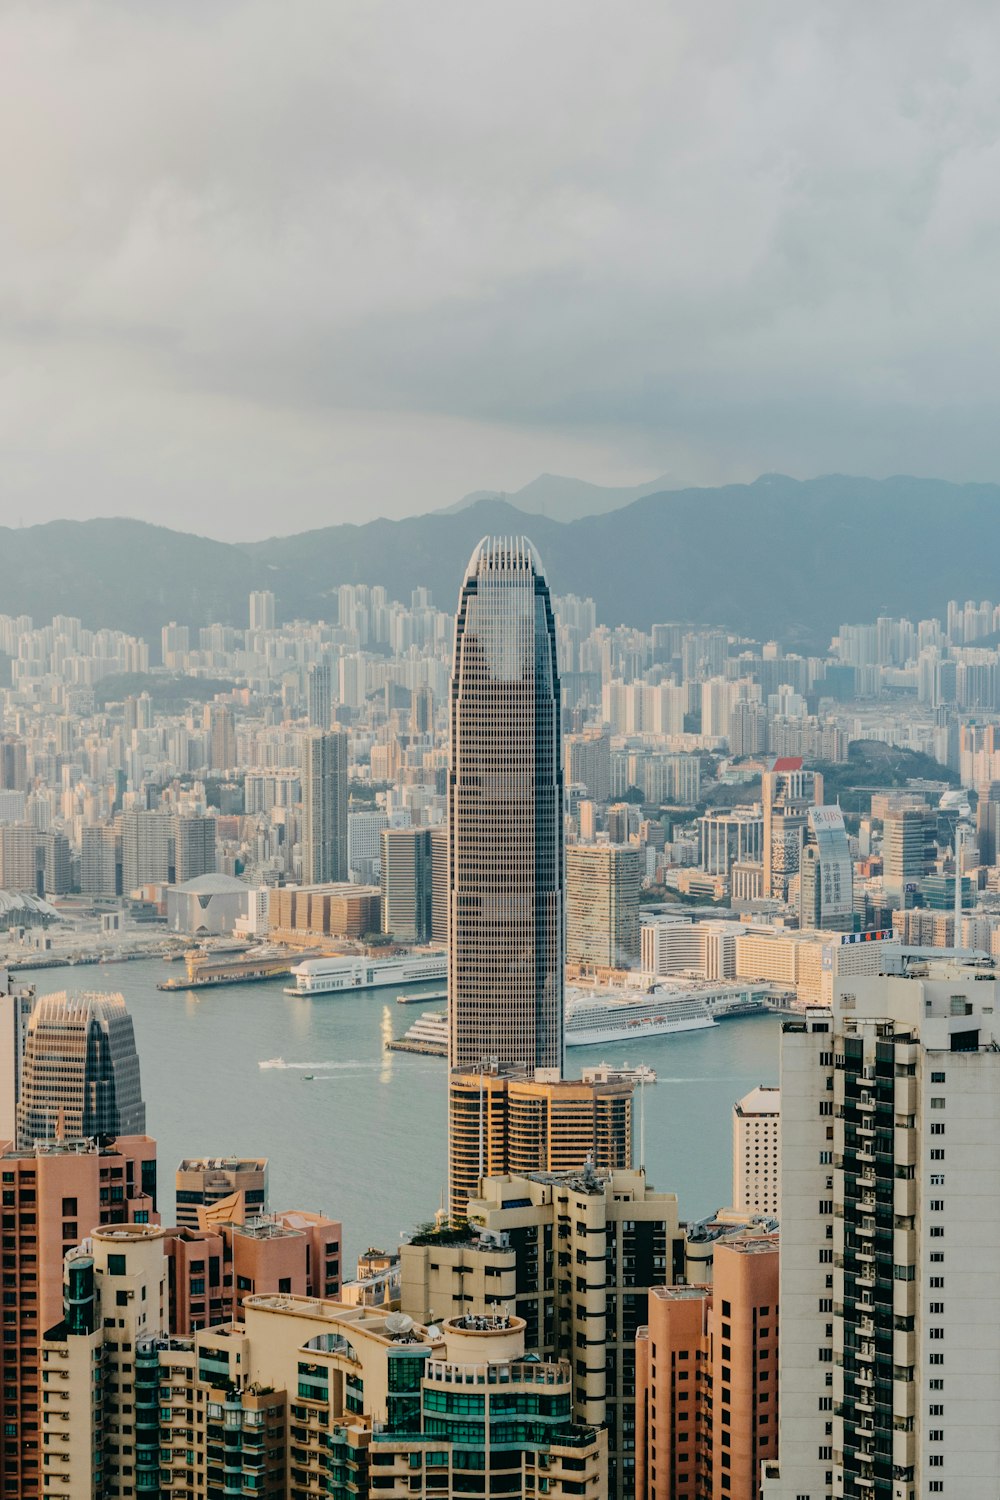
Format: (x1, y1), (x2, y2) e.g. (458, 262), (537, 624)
(42, 829), (71, 895)
(0, 970), (34, 1140)
(881, 803), (935, 904)
(17, 991), (146, 1147)
(173, 812), (216, 884)
(204, 703), (236, 774)
(765, 958), (1000, 1500)
(565, 844), (641, 969)
(699, 805), (765, 877)
(761, 758), (823, 900)
(732, 1085), (781, 1217)
(0, 1135), (157, 1499)
(120, 808), (172, 894)
(636, 1232), (779, 1500)
(448, 536), (563, 1077)
(248, 588), (275, 631)
(347, 809), (388, 884)
(43, 1266), (606, 1500)
(0, 820), (36, 891)
(798, 805), (854, 932)
(565, 728), (612, 802)
(307, 657), (333, 728)
(0, 735), (27, 792)
(300, 729), (348, 884)
(175, 1156), (269, 1228)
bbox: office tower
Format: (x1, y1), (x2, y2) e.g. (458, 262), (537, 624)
(0, 734), (27, 792)
(307, 656), (333, 728)
(732, 1085), (781, 1217)
(44, 1276), (606, 1500)
(80, 823), (119, 896)
(410, 682), (434, 735)
(881, 803), (935, 903)
(300, 728), (348, 884)
(42, 829), (71, 895)
(448, 536), (563, 1075)
(765, 957), (1000, 1500)
(175, 1156), (269, 1228)
(699, 805), (765, 876)
(798, 805), (854, 932)
(976, 779), (1000, 866)
(0, 1135), (157, 1499)
(381, 826), (436, 942)
(429, 824), (448, 944)
(565, 844), (641, 969)
(447, 1071), (633, 1214)
(636, 1231), (780, 1500)
(173, 813), (216, 883)
(17, 991), (145, 1147)
(0, 820), (36, 890)
(204, 702), (236, 773)
(565, 728), (612, 802)
(121, 808), (172, 893)
(0, 971), (33, 1140)
(348, 808), (388, 884)
(461, 1168), (681, 1500)
(249, 588), (276, 631)
(761, 757), (823, 900)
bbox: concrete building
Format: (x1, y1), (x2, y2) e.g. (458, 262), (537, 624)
(642, 918), (741, 980)
(765, 958), (1000, 1500)
(80, 824), (118, 897)
(175, 1157), (268, 1229)
(799, 805), (854, 932)
(17, 990), (145, 1147)
(635, 1232), (779, 1500)
(42, 1270), (606, 1500)
(565, 727), (612, 802)
(120, 808), (172, 894)
(166, 872), (249, 936)
(699, 805), (765, 876)
(348, 809), (388, 884)
(732, 1085), (781, 1217)
(761, 758), (823, 900)
(204, 703), (236, 774)
(300, 728), (348, 885)
(881, 803), (935, 904)
(269, 882), (381, 939)
(381, 826), (435, 943)
(249, 588), (275, 631)
(566, 844), (641, 969)
(447, 1070), (632, 1217)
(307, 656), (333, 729)
(173, 812), (216, 883)
(0, 970), (33, 1140)
(0, 1136), (157, 1499)
(463, 1167), (682, 1500)
(0, 819), (36, 890)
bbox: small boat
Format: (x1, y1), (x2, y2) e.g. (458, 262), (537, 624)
(258, 1058), (286, 1070)
(302, 1074), (315, 1082)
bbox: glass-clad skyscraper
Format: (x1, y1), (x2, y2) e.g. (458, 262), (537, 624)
(448, 536), (564, 1075)
(17, 991), (145, 1146)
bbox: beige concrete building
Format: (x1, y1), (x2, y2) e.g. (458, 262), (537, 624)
(42, 1254), (607, 1499)
(175, 1156), (268, 1228)
(269, 881), (381, 940)
(733, 1085), (781, 1217)
(566, 843), (642, 969)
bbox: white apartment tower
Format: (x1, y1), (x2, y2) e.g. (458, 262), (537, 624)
(765, 957), (1000, 1500)
(732, 1084), (781, 1216)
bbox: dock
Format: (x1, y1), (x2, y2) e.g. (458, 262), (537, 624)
(396, 990), (448, 1005)
(385, 1038), (447, 1057)
(157, 953), (299, 991)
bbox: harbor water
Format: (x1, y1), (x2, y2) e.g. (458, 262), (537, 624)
(39, 957), (783, 1265)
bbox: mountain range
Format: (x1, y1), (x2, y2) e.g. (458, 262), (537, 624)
(440, 470), (679, 522)
(2, 473), (996, 650)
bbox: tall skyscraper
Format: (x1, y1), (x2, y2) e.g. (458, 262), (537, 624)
(300, 729), (348, 884)
(120, 808), (172, 893)
(173, 813), (216, 884)
(381, 826), (435, 943)
(765, 957), (1000, 1500)
(881, 802), (935, 903)
(798, 804), (854, 931)
(448, 536), (563, 1077)
(307, 656), (333, 728)
(0, 970), (34, 1140)
(732, 1084), (781, 1217)
(204, 702), (236, 773)
(17, 991), (146, 1146)
(761, 757), (823, 899)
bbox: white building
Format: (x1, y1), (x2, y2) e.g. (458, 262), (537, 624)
(765, 957), (1000, 1500)
(732, 1084), (780, 1216)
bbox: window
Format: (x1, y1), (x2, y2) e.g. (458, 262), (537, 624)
(931, 1072), (946, 1083)
(931, 1123), (945, 1135)
(928, 1455), (944, 1467)
(928, 1429), (943, 1441)
(108, 1255), (126, 1276)
(929, 1302), (944, 1314)
(931, 1097), (945, 1109)
(930, 1277), (944, 1288)
(930, 1226), (945, 1238)
(930, 1148), (945, 1160)
(929, 1404), (943, 1416)
(929, 1353), (944, 1365)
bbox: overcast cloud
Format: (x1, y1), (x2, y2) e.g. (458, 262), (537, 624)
(1, 0), (999, 538)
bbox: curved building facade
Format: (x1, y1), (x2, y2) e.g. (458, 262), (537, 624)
(448, 537), (564, 1075)
(17, 991), (145, 1147)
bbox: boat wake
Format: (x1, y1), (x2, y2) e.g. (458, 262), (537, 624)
(259, 1058), (380, 1072)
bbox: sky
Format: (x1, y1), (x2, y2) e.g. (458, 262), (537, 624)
(2, 0), (1000, 539)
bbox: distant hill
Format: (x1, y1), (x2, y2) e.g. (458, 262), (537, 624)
(5, 473), (1000, 647)
(441, 470), (678, 522)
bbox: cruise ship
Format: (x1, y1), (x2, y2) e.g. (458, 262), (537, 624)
(286, 952), (447, 996)
(564, 978), (771, 1047)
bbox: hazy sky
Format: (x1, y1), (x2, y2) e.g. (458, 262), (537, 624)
(3, 1), (999, 539)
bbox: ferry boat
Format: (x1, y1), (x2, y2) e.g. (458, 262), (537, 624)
(580, 1062), (658, 1086)
(285, 952), (447, 997)
(565, 989), (717, 1047)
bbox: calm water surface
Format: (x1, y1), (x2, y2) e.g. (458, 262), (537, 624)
(39, 958), (782, 1264)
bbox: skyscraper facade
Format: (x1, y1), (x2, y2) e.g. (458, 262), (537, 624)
(447, 536), (563, 1076)
(761, 757), (823, 899)
(17, 991), (146, 1146)
(565, 844), (641, 969)
(300, 729), (348, 884)
(798, 804), (854, 931)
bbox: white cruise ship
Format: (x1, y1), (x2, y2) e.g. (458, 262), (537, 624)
(286, 952), (447, 996)
(565, 987), (717, 1047)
